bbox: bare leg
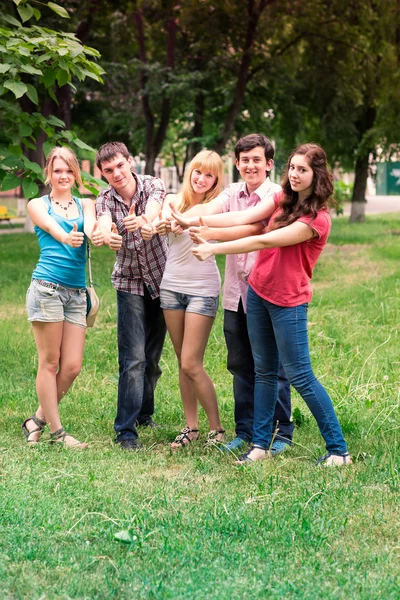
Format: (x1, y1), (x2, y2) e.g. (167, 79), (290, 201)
(164, 310), (199, 433)
(56, 321), (86, 403)
(179, 312), (223, 432)
(25, 321), (86, 447)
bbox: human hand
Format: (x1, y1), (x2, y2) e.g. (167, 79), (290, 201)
(141, 215), (156, 240)
(169, 203), (192, 229)
(65, 222), (84, 247)
(109, 222), (122, 250)
(189, 217), (212, 243)
(170, 218), (184, 236)
(155, 211), (171, 236)
(91, 221), (104, 246)
(123, 204), (144, 232)
(191, 236), (215, 261)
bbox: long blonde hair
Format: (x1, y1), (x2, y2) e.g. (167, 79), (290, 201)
(178, 150), (224, 213)
(44, 147), (83, 187)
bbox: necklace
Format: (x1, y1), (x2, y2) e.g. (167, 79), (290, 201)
(51, 195), (74, 218)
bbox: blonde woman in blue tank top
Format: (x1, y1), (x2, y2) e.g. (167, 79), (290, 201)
(22, 147), (111, 448)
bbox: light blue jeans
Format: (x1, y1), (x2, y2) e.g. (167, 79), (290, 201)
(246, 286), (348, 455)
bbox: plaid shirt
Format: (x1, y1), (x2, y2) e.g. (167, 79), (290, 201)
(96, 172), (167, 298)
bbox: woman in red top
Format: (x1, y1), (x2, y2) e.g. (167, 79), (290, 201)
(188, 143), (351, 466)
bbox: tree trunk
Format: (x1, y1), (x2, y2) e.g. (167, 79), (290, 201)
(187, 93), (204, 161)
(349, 153), (369, 223)
(133, 8), (176, 176)
(213, 0), (272, 154)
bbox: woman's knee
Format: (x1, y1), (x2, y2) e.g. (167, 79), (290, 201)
(181, 359), (203, 380)
(59, 361), (82, 381)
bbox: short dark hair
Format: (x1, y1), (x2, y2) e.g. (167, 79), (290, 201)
(96, 142), (130, 169)
(234, 134), (275, 162)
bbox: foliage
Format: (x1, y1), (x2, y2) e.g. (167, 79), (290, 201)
(0, 0), (106, 197)
(0, 215), (400, 597)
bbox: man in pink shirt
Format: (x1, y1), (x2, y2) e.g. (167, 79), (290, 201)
(180, 134), (293, 454)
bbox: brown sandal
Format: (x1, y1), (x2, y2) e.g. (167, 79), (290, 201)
(22, 414), (46, 444)
(170, 426), (200, 449)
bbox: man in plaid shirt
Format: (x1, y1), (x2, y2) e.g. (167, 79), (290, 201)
(96, 142), (167, 451)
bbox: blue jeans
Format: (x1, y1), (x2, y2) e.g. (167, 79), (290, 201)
(115, 288), (166, 441)
(246, 286), (348, 454)
(223, 301), (293, 444)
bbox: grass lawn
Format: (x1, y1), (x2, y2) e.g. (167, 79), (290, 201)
(0, 214), (399, 599)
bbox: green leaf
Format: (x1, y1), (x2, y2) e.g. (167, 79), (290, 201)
(19, 123), (33, 137)
(26, 84), (38, 105)
(3, 80), (28, 99)
(22, 139), (37, 151)
(47, 85), (58, 105)
(22, 177), (39, 199)
(8, 145), (23, 157)
(43, 69), (57, 88)
(32, 7), (41, 20)
(56, 68), (69, 87)
(13, 0), (23, 6)
(0, 64), (12, 74)
(21, 156), (43, 175)
(47, 2), (70, 19)
(57, 48), (69, 57)
(47, 115), (66, 128)
(1, 156), (23, 169)
(43, 141), (55, 157)
(17, 3), (34, 22)
(3, 15), (22, 27)
(1, 172), (21, 192)
(114, 530), (137, 544)
(19, 64), (43, 76)
(73, 138), (95, 152)
(63, 131), (73, 142)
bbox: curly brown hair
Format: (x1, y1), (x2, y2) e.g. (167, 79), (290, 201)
(270, 143), (333, 231)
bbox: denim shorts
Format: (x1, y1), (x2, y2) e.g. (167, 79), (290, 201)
(160, 288), (219, 318)
(26, 278), (87, 328)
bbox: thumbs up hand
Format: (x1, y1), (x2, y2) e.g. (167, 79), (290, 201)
(141, 214), (156, 241)
(66, 221), (84, 247)
(109, 222), (122, 250)
(189, 216), (212, 243)
(123, 203), (143, 231)
(91, 221), (104, 247)
(155, 211), (171, 236)
(191, 236), (214, 261)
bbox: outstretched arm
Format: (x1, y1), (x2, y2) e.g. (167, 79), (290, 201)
(192, 221), (314, 261)
(171, 196), (276, 229)
(28, 198), (84, 247)
(189, 218), (264, 243)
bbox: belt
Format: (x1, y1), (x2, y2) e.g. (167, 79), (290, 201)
(34, 279), (84, 291)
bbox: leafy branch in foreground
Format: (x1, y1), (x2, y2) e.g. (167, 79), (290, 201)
(0, 0), (106, 197)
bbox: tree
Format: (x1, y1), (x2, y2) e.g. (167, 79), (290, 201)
(0, 0), (106, 200)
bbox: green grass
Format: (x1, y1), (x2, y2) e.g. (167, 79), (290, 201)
(0, 215), (399, 599)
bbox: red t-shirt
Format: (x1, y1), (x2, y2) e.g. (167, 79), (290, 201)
(248, 192), (331, 307)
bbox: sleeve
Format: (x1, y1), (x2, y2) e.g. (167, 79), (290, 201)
(214, 185), (234, 213)
(95, 188), (113, 219)
(299, 210), (331, 239)
(143, 176), (166, 207)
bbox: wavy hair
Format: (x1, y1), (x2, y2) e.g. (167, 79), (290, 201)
(44, 147), (82, 187)
(270, 143), (333, 230)
(178, 150), (224, 213)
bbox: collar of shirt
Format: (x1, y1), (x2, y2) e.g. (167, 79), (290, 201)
(238, 177), (274, 207)
(108, 171), (143, 209)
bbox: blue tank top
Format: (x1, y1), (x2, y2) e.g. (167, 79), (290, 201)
(32, 195), (86, 288)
